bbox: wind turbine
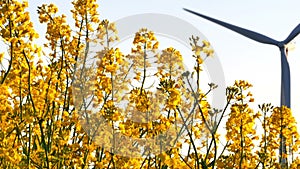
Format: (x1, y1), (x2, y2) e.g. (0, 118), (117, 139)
(184, 8), (300, 166)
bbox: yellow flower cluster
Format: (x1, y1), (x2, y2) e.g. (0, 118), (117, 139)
(190, 36), (214, 65)
(223, 80), (259, 168)
(157, 78), (181, 110)
(132, 28), (159, 53)
(71, 0), (100, 30)
(101, 100), (123, 121)
(98, 48), (123, 74)
(97, 19), (119, 46)
(129, 88), (151, 113)
(157, 47), (184, 79)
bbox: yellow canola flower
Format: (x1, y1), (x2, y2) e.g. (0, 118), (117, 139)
(202, 40), (209, 46)
(153, 41), (159, 49)
(167, 88), (181, 109)
(0, 53), (4, 62)
(195, 46), (201, 56)
(105, 64), (118, 73)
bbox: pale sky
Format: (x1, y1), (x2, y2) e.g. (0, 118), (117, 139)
(101, 0), (300, 126)
(27, 0), (300, 129)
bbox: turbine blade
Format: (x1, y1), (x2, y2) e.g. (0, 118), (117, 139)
(280, 48), (291, 108)
(183, 8), (278, 45)
(284, 24), (300, 44)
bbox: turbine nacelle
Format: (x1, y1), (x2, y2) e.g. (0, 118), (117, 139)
(285, 41), (296, 56)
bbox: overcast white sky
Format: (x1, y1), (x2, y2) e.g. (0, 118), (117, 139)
(27, 0), (300, 129)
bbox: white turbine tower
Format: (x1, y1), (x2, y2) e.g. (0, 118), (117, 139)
(184, 8), (300, 167)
